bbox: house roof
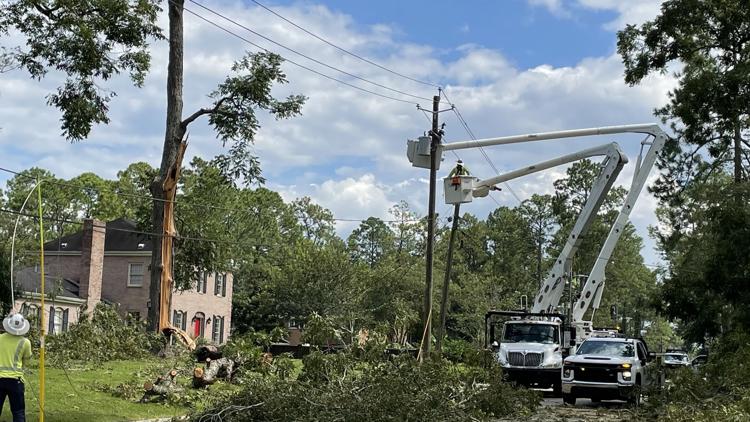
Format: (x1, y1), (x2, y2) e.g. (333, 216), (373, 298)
(44, 218), (152, 252)
(14, 268), (80, 298)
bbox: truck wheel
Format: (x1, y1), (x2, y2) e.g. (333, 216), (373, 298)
(562, 393), (576, 405)
(628, 379), (642, 406)
(553, 381), (562, 396)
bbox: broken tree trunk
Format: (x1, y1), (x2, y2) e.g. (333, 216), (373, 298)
(192, 357), (235, 388)
(195, 344), (223, 362)
(158, 139), (188, 334)
(141, 369), (182, 402)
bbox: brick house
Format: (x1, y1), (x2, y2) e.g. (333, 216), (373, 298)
(14, 218), (233, 344)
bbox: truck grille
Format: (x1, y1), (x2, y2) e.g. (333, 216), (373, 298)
(572, 364), (618, 382)
(508, 352), (543, 367)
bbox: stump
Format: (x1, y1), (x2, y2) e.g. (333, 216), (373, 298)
(192, 357), (235, 388)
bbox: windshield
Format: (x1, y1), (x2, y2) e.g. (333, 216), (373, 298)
(576, 341), (635, 357)
(665, 354), (688, 363)
(503, 323), (559, 344)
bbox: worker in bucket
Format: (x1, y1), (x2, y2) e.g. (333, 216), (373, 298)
(448, 159), (471, 177)
(0, 313), (32, 422)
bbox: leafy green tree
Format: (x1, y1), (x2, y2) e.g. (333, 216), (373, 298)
(0, 0), (162, 140)
(519, 194), (556, 287)
(291, 197), (337, 247)
(347, 217), (394, 268)
(388, 201), (424, 259)
(484, 207), (537, 306)
(618, 0), (750, 188)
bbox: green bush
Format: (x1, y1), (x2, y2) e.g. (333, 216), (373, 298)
(44, 304), (164, 367)
(642, 332), (750, 421)
(192, 352), (540, 421)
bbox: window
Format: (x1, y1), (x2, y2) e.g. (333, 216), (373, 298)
(211, 316), (225, 344)
(128, 263), (145, 287)
(49, 307), (69, 334)
(173, 310), (187, 331)
(214, 273), (226, 297)
(196, 272), (207, 294)
(576, 340), (635, 357)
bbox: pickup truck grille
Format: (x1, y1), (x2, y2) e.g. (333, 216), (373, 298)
(572, 364), (619, 382)
(508, 352), (543, 367)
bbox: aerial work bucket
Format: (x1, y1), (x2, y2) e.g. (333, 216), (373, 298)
(443, 175), (477, 204)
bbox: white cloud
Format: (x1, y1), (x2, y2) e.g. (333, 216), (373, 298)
(528, 0), (570, 17)
(576, 0), (663, 30)
(0, 0), (675, 262)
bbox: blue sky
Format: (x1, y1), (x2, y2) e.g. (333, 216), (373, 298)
(284, 0), (620, 69)
(0, 0), (671, 266)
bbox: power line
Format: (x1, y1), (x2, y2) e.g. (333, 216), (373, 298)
(187, 0), (431, 103)
(439, 90), (523, 205)
(248, 0), (440, 89)
(168, 1), (421, 106)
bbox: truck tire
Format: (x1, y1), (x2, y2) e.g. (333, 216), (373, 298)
(562, 393), (576, 405)
(553, 380), (562, 397)
(628, 378), (641, 406)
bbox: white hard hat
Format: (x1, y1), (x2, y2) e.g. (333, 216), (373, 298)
(3, 313), (30, 336)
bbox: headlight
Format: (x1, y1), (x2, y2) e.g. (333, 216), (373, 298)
(497, 351), (509, 366)
(563, 368), (572, 378)
(622, 371), (632, 380)
(541, 352), (563, 368)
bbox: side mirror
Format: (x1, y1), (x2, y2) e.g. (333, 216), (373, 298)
(491, 341), (500, 351)
(648, 352), (656, 362)
(569, 339), (576, 347)
(610, 304), (618, 320)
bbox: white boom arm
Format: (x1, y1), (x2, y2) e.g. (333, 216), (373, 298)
(530, 143), (627, 314)
(571, 128), (668, 330)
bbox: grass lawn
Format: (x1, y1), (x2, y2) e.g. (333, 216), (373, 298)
(1, 360), (190, 422)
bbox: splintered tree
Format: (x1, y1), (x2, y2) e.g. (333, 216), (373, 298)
(1, 0), (306, 331)
(150, 0), (305, 331)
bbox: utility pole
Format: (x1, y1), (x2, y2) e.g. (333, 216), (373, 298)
(420, 93), (441, 360)
(436, 203), (460, 354)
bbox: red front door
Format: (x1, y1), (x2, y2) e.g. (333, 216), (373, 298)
(193, 318), (202, 337)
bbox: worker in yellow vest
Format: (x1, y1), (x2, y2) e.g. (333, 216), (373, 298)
(448, 159), (471, 177)
(0, 314), (31, 422)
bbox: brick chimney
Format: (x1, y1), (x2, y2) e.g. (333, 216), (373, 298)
(80, 218), (105, 313)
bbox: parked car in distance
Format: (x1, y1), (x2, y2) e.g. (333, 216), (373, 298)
(663, 351), (690, 369)
(562, 337), (653, 405)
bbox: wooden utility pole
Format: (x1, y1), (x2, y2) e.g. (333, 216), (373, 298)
(420, 93), (441, 359)
(436, 203), (460, 354)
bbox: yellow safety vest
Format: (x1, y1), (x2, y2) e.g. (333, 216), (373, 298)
(0, 333), (31, 382)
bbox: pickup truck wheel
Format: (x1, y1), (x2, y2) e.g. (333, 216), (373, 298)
(562, 393), (576, 405)
(628, 379), (642, 406)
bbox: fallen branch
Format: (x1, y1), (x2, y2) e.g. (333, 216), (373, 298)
(193, 357), (235, 388)
(141, 369), (182, 402)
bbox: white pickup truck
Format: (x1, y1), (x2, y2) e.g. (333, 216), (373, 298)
(562, 337), (654, 405)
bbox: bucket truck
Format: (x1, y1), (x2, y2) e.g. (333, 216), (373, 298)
(407, 123), (668, 392)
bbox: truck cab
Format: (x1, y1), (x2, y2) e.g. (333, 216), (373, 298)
(494, 319), (565, 393)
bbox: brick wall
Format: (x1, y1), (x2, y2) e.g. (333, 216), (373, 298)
(171, 272), (233, 344)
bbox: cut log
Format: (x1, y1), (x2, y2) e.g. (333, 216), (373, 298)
(141, 369), (181, 402)
(192, 357), (235, 388)
(195, 344), (223, 362)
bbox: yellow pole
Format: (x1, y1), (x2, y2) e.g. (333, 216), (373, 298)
(37, 180), (45, 422)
